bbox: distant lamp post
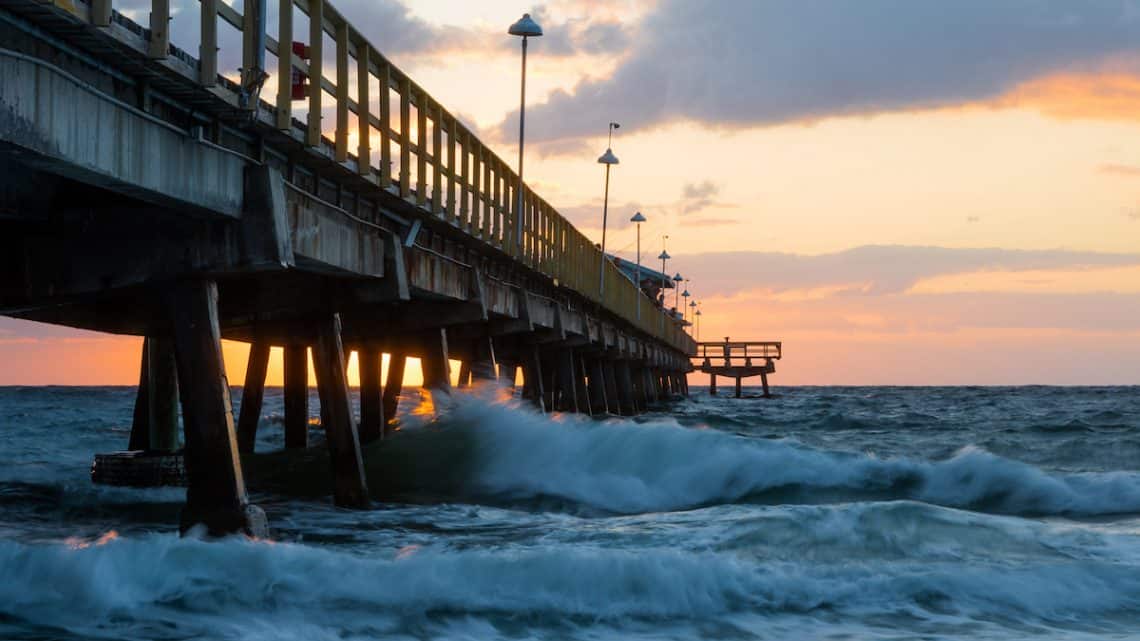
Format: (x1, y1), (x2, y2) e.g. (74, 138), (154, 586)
(508, 13), (543, 252)
(688, 299), (697, 326)
(631, 211), (646, 319)
(673, 272), (683, 312)
(695, 308), (702, 342)
(681, 289), (691, 321)
(658, 235), (670, 305)
(598, 122), (620, 297)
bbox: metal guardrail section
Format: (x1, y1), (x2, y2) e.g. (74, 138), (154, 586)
(695, 341), (782, 365)
(24, 0), (694, 355)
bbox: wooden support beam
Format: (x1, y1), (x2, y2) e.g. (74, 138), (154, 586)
(168, 280), (265, 537)
(615, 360), (636, 416)
(334, 22), (350, 161)
(469, 141), (481, 235)
(760, 370), (770, 398)
(199, 0), (218, 85)
(446, 117), (457, 219)
(709, 373), (717, 396)
(312, 315), (370, 508)
(459, 130), (469, 227)
(456, 361), (471, 389)
(358, 348), (383, 444)
(283, 344), (309, 449)
(240, 0), (258, 99)
(356, 43), (371, 176)
(236, 341), (270, 454)
(275, 0), (292, 129)
(735, 376), (742, 399)
(470, 336), (497, 381)
(148, 0), (170, 59)
(305, 0), (323, 147)
(382, 351), (406, 433)
(498, 361), (517, 388)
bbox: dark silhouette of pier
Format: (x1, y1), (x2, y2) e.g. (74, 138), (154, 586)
(0, 0), (695, 535)
(694, 339), (782, 398)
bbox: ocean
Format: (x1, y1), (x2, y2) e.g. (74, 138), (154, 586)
(1, 385), (1139, 640)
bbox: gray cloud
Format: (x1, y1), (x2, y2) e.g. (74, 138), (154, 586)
(502, 0), (1140, 141)
(674, 245), (1140, 298)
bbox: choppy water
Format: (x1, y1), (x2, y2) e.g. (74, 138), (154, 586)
(2, 385), (1139, 640)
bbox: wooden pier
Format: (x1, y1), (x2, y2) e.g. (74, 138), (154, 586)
(694, 340), (782, 398)
(0, 0), (695, 536)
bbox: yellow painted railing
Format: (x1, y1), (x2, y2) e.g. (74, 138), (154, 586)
(53, 0), (694, 354)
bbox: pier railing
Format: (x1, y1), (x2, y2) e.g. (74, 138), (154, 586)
(40, 0), (693, 354)
(696, 341), (782, 366)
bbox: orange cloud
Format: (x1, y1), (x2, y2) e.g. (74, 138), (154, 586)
(995, 71), (1140, 122)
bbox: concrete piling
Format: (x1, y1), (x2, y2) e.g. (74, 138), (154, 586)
(168, 280), (266, 537)
(313, 314), (370, 508)
(419, 329), (452, 404)
(588, 358), (608, 415)
(283, 344), (309, 449)
(358, 348), (384, 444)
(602, 361), (621, 415)
(236, 341), (269, 454)
(383, 351), (407, 433)
(523, 345), (546, 412)
(615, 360), (636, 416)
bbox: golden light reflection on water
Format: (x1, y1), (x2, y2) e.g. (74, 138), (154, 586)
(65, 530), (119, 549)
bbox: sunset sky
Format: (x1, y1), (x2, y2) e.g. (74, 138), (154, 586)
(2, 0), (1139, 385)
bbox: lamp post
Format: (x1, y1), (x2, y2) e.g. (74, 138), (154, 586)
(682, 288), (690, 322)
(658, 235), (670, 306)
(508, 13), (542, 252)
(673, 272), (683, 312)
(688, 299), (697, 326)
(695, 308), (702, 342)
(631, 211), (646, 319)
(598, 122), (620, 298)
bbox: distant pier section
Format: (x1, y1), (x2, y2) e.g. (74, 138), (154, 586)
(694, 339), (782, 398)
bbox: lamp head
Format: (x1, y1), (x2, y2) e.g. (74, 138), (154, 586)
(630, 211), (646, 223)
(508, 13), (543, 37)
(597, 148), (619, 165)
(682, 290), (690, 297)
(673, 273), (683, 282)
(658, 250), (671, 260)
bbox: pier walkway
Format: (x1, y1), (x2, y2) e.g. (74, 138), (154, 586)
(0, 0), (694, 535)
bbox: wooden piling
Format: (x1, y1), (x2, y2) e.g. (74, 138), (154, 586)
(575, 355), (592, 415)
(236, 341), (270, 454)
(760, 370), (771, 398)
(312, 315), (370, 508)
(283, 344), (309, 449)
(358, 348), (384, 444)
(470, 337), (498, 382)
(383, 351), (406, 433)
(168, 280), (266, 537)
(709, 373), (717, 396)
(735, 376), (742, 399)
(456, 361), (472, 388)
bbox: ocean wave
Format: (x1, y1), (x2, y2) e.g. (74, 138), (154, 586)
(387, 397), (1140, 517)
(1, 533), (1138, 639)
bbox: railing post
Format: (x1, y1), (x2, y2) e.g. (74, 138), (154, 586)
(446, 116), (457, 220)
(398, 76), (411, 198)
(416, 91), (428, 206)
(91, 0), (111, 26)
(148, 0), (169, 59)
(334, 21), (349, 162)
(198, 0), (217, 85)
(459, 129), (470, 228)
(275, 0), (291, 130)
(432, 104), (443, 215)
(469, 141), (481, 235)
(356, 42), (371, 176)
(378, 61), (392, 186)
(305, 0), (323, 147)
(491, 159), (502, 243)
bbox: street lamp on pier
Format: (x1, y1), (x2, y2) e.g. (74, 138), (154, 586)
(682, 288), (691, 321)
(598, 122), (620, 298)
(631, 211), (646, 319)
(673, 272), (683, 313)
(508, 13), (542, 252)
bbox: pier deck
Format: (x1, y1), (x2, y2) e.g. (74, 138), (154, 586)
(694, 340), (782, 398)
(0, 0), (695, 535)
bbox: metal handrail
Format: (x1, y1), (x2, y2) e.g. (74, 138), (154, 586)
(49, 0), (694, 354)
